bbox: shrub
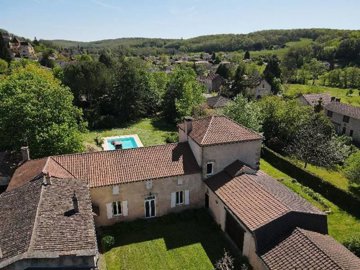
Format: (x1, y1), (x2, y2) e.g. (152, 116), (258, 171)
(101, 235), (115, 251)
(165, 132), (178, 143)
(343, 236), (360, 257)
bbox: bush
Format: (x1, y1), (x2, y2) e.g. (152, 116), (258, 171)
(165, 132), (178, 143)
(343, 236), (360, 257)
(101, 235), (115, 251)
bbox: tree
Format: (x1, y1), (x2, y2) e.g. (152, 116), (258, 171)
(0, 59), (8, 74)
(163, 66), (204, 123)
(0, 62), (85, 158)
(286, 113), (348, 168)
(224, 94), (262, 132)
(344, 151), (360, 185)
(216, 63), (233, 79)
(303, 58), (327, 85)
(244, 51), (250, 60)
(215, 250), (234, 270)
(263, 55), (282, 94)
(230, 63), (246, 97)
(0, 33), (12, 62)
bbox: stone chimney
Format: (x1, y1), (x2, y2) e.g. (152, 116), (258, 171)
(72, 191), (79, 213)
(42, 173), (52, 186)
(21, 146), (30, 161)
(184, 116), (193, 135)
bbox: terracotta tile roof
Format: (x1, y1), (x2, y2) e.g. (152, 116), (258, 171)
(301, 93), (332, 106)
(7, 157), (74, 191)
(206, 96), (231, 108)
(178, 116), (262, 146)
(206, 162), (323, 231)
(0, 178), (97, 268)
(325, 101), (360, 120)
(261, 228), (360, 270)
(52, 142), (199, 188)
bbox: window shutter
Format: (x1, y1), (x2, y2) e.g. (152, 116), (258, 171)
(171, 192), (176, 208)
(106, 203), (113, 219)
(185, 190), (190, 205)
(122, 201), (128, 216)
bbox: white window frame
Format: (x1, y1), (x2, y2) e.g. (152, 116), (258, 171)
(206, 162), (215, 176)
(112, 201), (122, 216)
(175, 191), (184, 206)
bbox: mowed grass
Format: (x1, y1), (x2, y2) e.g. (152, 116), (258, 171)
(284, 84), (360, 106)
(260, 159), (360, 243)
(100, 209), (248, 270)
(83, 118), (177, 149)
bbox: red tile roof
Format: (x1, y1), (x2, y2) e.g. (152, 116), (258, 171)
(9, 143), (200, 189)
(206, 163), (323, 231)
(261, 228), (360, 270)
(178, 116), (262, 146)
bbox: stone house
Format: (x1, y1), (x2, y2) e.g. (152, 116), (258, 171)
(198, 73), (225, 93)
(19, 41), (36, 58)
(206, 95), (231, 109)
(244, 77), (272, 99)
(324, 100), (360, 145)
(298, 93), (332, 107)
(5, 116), (360, 269)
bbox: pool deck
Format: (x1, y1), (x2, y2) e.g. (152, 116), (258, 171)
(102, 134), (144, 150)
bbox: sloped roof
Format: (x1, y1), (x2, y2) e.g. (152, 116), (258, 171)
(325, 101), (360, 120)
(301, 93), (332, 106)
(205, 162), (323, 231)
(7, 157), (74, 191)
(9, 143), (200, 189)
(178, 116), (262, 146)
(261, 228), (360, 270)
(206, 96), (231, 109)
(0, 177), (97, 268)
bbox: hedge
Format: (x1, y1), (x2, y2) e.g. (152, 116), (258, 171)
(262, 147), (360, 217)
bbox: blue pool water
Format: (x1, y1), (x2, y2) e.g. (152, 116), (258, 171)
(105, 137), (138, 150)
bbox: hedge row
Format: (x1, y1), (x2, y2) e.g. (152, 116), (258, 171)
(262, 147), (360, 217)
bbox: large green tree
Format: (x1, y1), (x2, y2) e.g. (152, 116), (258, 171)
(0, 63), (86, 158)
(263, 55), (282, 94)
(344, 151), (360, 185)
(163, 66), (205, 123)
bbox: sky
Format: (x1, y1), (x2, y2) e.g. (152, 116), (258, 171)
(1, 0), (360, 41)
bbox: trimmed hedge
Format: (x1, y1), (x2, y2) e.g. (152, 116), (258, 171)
(262, 147), (360, 217)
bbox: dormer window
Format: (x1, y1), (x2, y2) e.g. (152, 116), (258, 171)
(206, 162), (214, 176)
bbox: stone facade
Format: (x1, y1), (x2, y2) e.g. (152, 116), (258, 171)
(245, 79), (272, 99)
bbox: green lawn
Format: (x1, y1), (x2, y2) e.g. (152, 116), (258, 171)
(83, 118), (177, 150)
(284, 84), (360, 107)
(100, 209), (248, 270)
(260, 159), (360, 243)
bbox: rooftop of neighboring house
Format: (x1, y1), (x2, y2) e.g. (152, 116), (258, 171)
(261, 227), (360, 270)
(206, 95), (231, 109)
(325, 100), (360, 120)
(198, 72), (224, 82)
(178, 115), (263, 146)
(301, 93), (332, 106)
(8, 142), (200, 190)
(205, 161), (324, 232)
(0, 177), (97, 269)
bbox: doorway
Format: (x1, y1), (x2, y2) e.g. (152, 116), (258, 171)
(225, 210), (245, 252)
(145, 195), (156, 218)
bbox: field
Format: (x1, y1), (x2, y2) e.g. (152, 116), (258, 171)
(283, 84), (360, 106)
(260, 159), (360, 243)
(100, 209), (248, 270)
(83, 118), (177, 150)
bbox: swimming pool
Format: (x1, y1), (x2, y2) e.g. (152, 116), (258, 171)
(102, 135), (143, 150)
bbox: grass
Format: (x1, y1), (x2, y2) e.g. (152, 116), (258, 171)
(82, 118), (177, 150)
(100, 209), (248, 270)
(260, 159), (360, 243)
(283, 84), (360, 107)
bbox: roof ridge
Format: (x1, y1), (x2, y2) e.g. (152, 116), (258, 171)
(47, 157), (77, 179)
(297, 228), (343, 270)
(200, 115), (215, 145)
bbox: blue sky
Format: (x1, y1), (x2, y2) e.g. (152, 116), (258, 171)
(1, 0), (359, 41)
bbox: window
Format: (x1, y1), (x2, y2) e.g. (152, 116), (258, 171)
(177, 178), (183, 185)
(343, 115), (350, 123)
(146, 180), (153, 190)
(350, 130), (354, 137)
(112, 185), (119, 195)
(176, 191), (184, 205)
(206, 162), (214, 175)
(112, 201), (122, 216)
(327, 110), (333, 117)
(342, 127), (346, 135)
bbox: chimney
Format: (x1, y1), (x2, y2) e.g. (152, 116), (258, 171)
(72, 191), (79, 213)
(42, 173), (52, 186)
(336, 98), (341, 103)
(21, 146), (30, 161)
(184, 116), (193, 135)
(331, 96), (335, 102)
